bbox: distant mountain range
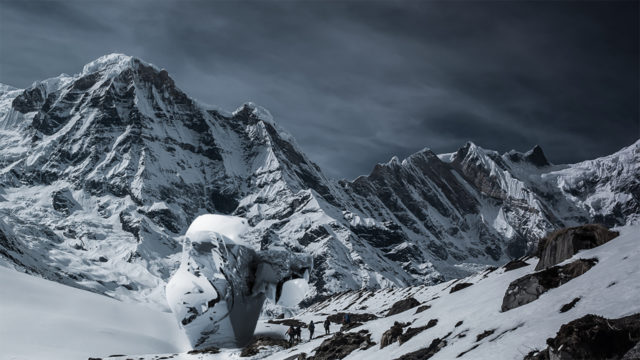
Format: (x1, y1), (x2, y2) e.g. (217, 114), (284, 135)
(1, 54), (638, 308)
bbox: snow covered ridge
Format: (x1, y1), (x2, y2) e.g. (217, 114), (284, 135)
(0, 53), (639, 308)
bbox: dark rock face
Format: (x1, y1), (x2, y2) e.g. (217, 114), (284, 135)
(450, 282), (473, 293)
(476, 329), (496, 342)
(393, 337), (447, 360)
(326, 312), (378, 324)
(502, 258), (597, 312)
(398, 319), (438, 345)
(503, 259), (529, 272)
(380, 322), (405, 348)
(240, 335), (290, 357)
(414, 304), (431, 314)
(386, 297), (421, 316)
(536, 224), (619, 270)
(52, 189), (79, 216)
(524, 145), (550, 167)
(559, 297), (581, 313)
(525, 313), (640, 360)
(309, 330), (375, 360)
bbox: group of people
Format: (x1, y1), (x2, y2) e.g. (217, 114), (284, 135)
(285, 314), (350, 346)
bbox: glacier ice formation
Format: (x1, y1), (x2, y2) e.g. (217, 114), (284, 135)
(166, 214), (312, 348)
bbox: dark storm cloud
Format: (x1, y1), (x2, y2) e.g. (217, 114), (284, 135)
(1, 1), (637, 178)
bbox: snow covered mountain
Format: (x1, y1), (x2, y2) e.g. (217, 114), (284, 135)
(0, 54), (638, 308)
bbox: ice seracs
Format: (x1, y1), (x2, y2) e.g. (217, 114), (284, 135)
(166, 214), (312, 348)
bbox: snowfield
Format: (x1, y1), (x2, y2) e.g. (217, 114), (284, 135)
(1, 223), (637, 360)
(0, 267), (189, 360)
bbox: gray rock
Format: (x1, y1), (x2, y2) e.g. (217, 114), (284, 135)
(501, 258), (597, 312)
(536, 224), (618, 270)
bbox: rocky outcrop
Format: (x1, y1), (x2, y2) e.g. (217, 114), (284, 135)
(309, 330), (375, 360)
(536, 224), (619, 270)
(501, 258), (597, 312)
(240, 335), (290, 357)
(393, 337), (447, 360)
(380, 322), (405, 348)
(524, 313), (640, 360)
(450, 282), (473, 293)
(398, 319), (438, 345)
(386, 297), (421, 316)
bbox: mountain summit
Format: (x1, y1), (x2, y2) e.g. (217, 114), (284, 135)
(1, 54), (638, 308)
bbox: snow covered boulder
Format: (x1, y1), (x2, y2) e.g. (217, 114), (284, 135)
(166, 215), (312, 349)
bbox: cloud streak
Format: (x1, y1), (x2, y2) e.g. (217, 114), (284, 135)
(1, 1), (637, 178)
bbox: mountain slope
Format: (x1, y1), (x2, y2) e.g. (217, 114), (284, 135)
(0, 54), (638, 308)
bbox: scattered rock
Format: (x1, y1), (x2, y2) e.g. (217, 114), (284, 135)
(386, 297), (421, 316)
(501, 258), (597, 312)
(341, 321), (363, 332)
(326, 312), (377, 324)
(241, 335), (290, 357)
(455, 320), (464, 327)
(559, 297), (581, 313)
(187, 346), (220, 355)
(393, 337), (447, 360)
(414, 304), (431, 314)
(399, 319), (438, 345)
(536, 224), (618, 270)
(381, 322), (405, 348)
(525, 313), (640, 360)
(450, 282), (473, 293)
(283, 354), (307, 360)
(503, 259), (529, 272)
(476, 329), (496, 342)
(267, 318), (308, 328)
(309, 330), (375, 360)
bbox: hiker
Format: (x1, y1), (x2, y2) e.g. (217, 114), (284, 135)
(344, 313), (350, 325)
(295, 326), (302, 342)
(286, 325), (296, 346)
(324, 318), (331, 335)
(308, 320), (315, 340)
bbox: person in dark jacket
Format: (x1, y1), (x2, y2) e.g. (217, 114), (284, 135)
(295, 326), (302, 342)
(308, 320), (315, 340)
(286, 325), (295, 346)
(324, 318), (331, 335)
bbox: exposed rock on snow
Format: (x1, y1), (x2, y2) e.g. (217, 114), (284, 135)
(502, 258), (597, 312)
(524, 313), (640, 360)
(310, 330), (375, 360)
(386, 297), (421, 316)
(380, 321), (405, 348)
(449, 282), (473, 293)
(165, 214), (312, 348)
(536, 224), (619, 270)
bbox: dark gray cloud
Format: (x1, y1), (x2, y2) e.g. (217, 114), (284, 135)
(1, 0), (638, 179)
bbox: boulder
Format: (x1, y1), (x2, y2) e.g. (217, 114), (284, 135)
(386, 297), (421, 316)
(524, 313), (640, 360)
(501, 258), (597, 312)
(380, 322), (405, 348)
(393, 337), (447, 360)
(450, 282), (473, 293)
(536, 224), (618, 270)
(310, 330), (375, 360)
(398, 319), (438, 345)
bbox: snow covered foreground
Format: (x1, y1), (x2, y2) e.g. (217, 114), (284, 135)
(2, 223), (636, 360)
(0, 267), (190, 360)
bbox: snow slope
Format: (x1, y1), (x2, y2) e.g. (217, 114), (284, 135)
(100, 222), (639, 359)
(0, 267), (189, 360)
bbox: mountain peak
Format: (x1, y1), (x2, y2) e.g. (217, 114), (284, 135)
(524, 145), (550, 167)
(81, 53), (163, 80)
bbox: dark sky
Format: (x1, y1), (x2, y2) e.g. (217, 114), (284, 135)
(1, 1), (638, 179)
